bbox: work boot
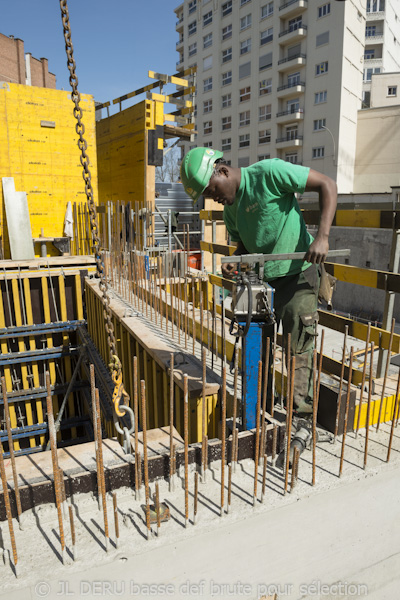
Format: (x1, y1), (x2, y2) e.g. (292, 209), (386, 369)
(293, 353), (313, 414)
(276, 417), (312, 470)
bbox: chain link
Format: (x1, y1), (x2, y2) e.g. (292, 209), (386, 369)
(60, 1), (131, 429)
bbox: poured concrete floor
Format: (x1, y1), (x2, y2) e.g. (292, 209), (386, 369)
(1, 419), (400, 600)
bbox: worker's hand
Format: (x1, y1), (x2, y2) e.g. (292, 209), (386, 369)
(305, 235), (329, 264)
(221, 262), (238, 279)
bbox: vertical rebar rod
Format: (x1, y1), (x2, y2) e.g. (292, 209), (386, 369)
(141, 380), (151, 539)
(232, 351), (239, 472)
(202, 347), (207, 482)
(364, 342), (374, 469)
(270, 323), (277, 418)
(261, 453), (268, 503)
(291, 446), (300, 492)
(339, 347), (354, 477)
(260, 337), (271, 464)
(177, 273), (181, 345)
(184, 275), (188, 350)
(221, 365), (227, 516)
(334, 325), (349, 441)
(0, 439), (18, 575)
(200, 279), (204, 353)
(46, 371), (65, 563)
(206, 278), (210, 353)
(355, 322), (371, 438)
(193, 471), (199, 524)
(68, 504), (76, 561)
(95, 388), (109, 552)
(221, 299), (226, 375)
(253, 360), (262, 506)
(1, 377), (22, 527)
(169, 353), (175, 492)
(312, 349), (318, 486)
(165, 272), (169, 335)
(272, 423), (278, 468)
(133, 356), (140, 500)
(317, 328), (325, 400)
(155, 482), (161, 537)
(212, 286), (216, 370)
(387, 367), (400, 461)
(111, 491), (119, 548)
(284, 356), (295, 495)
(183, 375), (189, 528)
(91, 365), (102, 510)
(192, 278), (196, 356)
(376, 317), (395, 431)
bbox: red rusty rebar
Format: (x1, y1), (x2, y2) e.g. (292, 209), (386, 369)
(364, 342), (375, 469)
(339, 347), (354, 477)
(253, 361), (262, 506)
(1, 376), (22, 526)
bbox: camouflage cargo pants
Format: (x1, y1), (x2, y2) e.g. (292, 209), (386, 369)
(265, 264), (320, 414)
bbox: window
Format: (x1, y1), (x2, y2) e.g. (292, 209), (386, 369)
(318, 3), (330, 18)
(240, 14), (252, 31)
(363, 67), (380, 81)
(203, 11), (212, 26)
(189, 42), (197, 57)
(388, 86), (397, 96)
(288, 72), (300, 87)
(222, 1), (232, 17)
(259, 52), (273, 71)
(239, 133), (250, 148)
(203, 55), (213, 70)
(240, 0), (251, 5)
(258, 153), (271, 161)
(261, 2), (274, 19)
(203, 33), (213, 48)
(222, 71), (232, 86)
(313, 118), (326, 131)
(222, 116), (232, 130)
(204, 140), (213, 148)
(240, 39), (252, 55)
(285, 153), (298, 164)
(315, 90), (327, 104)
(240, 86), (251, 102)
(259, 129), (271, 144)
(222, 93), (232, 108)
(289, 16), (302, 32)
(261, 27), (273, 45)
(286, 125), (298, 140)
(204, 77), (213, 92)
(239, 62), (251, 79)
(316, 61), (328, 76)
(287, 98), (300, 113)
(259, 104), (271, 121)
(188, 21), (197, 36)
(188, 0), (197, 14)
(204, 121), (212, 135)
(316, 31), (329, 47)
(222, 24), (232, 40)
(222, 47), (232, 63)
(366, 0), (385, 13)
(259, 78), (272, 95)
(312, 146), (325, 159)
(366, 25), (376, 37)
(203, 99), (213, 113)
(222, 138), (231, 151)
(239, 110), (251, 126)
(364, 49), (375, 60)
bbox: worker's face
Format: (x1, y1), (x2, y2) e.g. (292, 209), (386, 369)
(203, 165), (236, 206)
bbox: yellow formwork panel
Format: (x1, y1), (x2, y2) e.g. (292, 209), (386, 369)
(0, 83), (98, 258)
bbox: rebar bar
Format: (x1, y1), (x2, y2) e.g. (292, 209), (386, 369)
(284, 356), (295, 495)
(141, 380), (151, 539)
(155, 482), (161, 537)
(334, 325), (349, 441)
(227, 463), (232, 514)
(312, 349), (318, 486)
(202, 347), (207, 482)
(253, 361), (262, 506)
(261, 453), (268, 503)
(270, 323), (277, 418)
(133, 356), (140, 500)
(95, 388), (109, 551)
(1, 377), (22, 528)
(193, 471), (199, 524)
(364, 342), (375, 469)
(272, 423), (278, 468)
(355, 323), (371, 438)
(183, 375), (189, 528)
(169, 353), (175, 492)
(376, 318), (395, 431)
(68, 504), (76, 561)
(339, 347), (354, 477)
(260, 337), (270, 464)
(291, 446), (300, 492)
(0, 439), (18, 575)
(90, 364), (102, 510)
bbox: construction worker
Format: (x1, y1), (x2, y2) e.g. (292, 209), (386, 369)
(180, 147), (337, 458)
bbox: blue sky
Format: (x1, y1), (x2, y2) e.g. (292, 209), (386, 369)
(2, 0), (181, 112)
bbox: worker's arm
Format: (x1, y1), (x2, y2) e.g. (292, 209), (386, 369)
(303, 169), (337, 264)
(221, 239), (247, 279)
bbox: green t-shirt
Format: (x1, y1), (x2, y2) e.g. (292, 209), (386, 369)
(223, 158), (313, 280)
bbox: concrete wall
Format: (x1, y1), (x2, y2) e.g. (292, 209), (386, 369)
(0, 82), (97, 258)
(371, 71), (400, 107)
(353, 104), (400, 193)
(0, 33), (56, 88)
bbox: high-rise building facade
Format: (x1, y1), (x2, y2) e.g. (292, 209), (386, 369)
(174, 0), (400, 193)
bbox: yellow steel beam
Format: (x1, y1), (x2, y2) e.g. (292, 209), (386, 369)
(199, 209), (224, 221)
(302, 209), (400, 229)
(324, 263), (400, 293)
(148, 70), (189, 87)
(200, 241), (236, 256)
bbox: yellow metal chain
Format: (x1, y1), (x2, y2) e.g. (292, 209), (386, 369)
(60, 0), (131, 425)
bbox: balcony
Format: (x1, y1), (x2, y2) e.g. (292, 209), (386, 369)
(276, 109), (304, 124)
(363, 57), (383, 67)
(278, 53), (306, 71)
(279, 0), (307, 18)
(365, 32), (384, 44)
(176, 58), (184, 69)
(279, 24), (307, 44)
(176, 16), (184, 30)
(366, 10), (384, 20)
(277, 81), (305, 98)
(276, 134), (303, 149)
(176, 38), (184, 48)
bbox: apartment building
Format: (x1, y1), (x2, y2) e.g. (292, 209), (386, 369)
(174, 0), (399, 194)
(0, 33), (56, 89)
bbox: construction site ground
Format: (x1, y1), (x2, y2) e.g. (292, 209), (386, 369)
(1, 408), (400, 600)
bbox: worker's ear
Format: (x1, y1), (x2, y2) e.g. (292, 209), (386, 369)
(217, 165), (229, 178)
